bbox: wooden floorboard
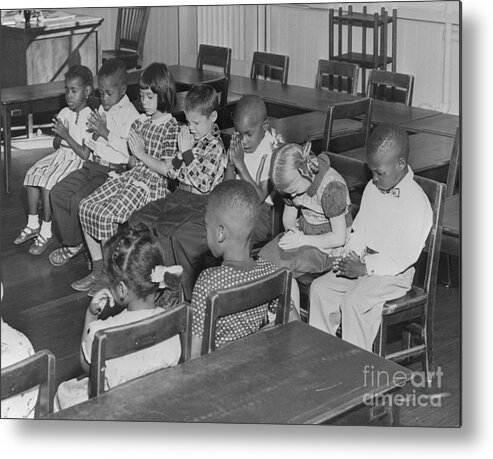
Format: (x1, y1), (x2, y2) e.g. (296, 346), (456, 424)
(0, 142), (461, 425)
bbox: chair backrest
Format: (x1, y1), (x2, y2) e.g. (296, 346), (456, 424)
(316, 59), (359, 95)
(367, 69), (415, 105)
(413, 176), (446, 298)
(322, 98), (373, 153)
(1, 349), (56, 418)
(89, 302), (192, 398)
(116, 7), (151, 68)
(196, 44), (232, 76)
(446, 126), (460, 198)
(250, 51), (290, 85)
(201, 268), (292, 355)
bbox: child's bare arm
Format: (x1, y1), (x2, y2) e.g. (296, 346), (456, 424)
(282, 205), (298, 231)
(190, 335), (202, 360)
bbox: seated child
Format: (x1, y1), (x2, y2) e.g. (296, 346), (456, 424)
(75, 62), (180, 295)
(129, 83), (227, 301)
(1, 311), (38, 418)
(309, 124), (433, 351)
(49, 58), (139, 268)
(54, 224), (182, 411)
(224, 94), (284, 247)
(190, 180), (298, 360)
(14, 65), (94, 255)
(259, 143), (352, 278)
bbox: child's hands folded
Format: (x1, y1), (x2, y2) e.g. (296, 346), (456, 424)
(178, 125), (194, 153)
(89, 288), (115, 316)
(87, 110), (108, 139)
(128, 131), (146, 160)
(52, 117), (69, 141)
(333, 251), (367, 279)
(229, 132), (245, 168)
(278, 228), (305, 251)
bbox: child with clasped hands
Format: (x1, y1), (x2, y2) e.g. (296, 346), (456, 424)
(309, 124), (433, 352)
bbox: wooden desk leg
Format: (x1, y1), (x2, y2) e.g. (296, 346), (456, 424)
(1, 106), (12, 194)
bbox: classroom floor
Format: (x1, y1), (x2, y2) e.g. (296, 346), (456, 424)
(0, 143), (461, 427)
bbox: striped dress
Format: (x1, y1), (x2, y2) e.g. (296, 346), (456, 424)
(23, 106), (91, 191)
(79, 113), (179, 241)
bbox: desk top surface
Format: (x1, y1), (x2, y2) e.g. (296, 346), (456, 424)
(399, 113), (460, 137)
(47, 321), (411, 424)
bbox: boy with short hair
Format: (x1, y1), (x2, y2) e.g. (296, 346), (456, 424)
(225, 94), (284, 246)
(49, 59), (139, 267)
(309, 124), (433, 351)
(129, 84), (227, 301)
(190, 180), (296, 359)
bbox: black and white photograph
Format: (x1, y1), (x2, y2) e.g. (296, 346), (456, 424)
(0, 0), (483, 454)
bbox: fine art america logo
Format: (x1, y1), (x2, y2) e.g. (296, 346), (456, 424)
(362, 365), (450, 408)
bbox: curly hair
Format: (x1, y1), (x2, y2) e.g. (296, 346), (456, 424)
(104, 223), (166, 300)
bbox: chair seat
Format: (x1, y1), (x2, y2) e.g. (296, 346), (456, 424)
(382, 286), (427, 315)
(102, 50), (139, 69)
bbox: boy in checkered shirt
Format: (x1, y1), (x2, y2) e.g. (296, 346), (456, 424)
(129, 84), (227, 301)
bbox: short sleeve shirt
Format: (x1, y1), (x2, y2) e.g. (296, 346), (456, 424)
(191, 258), (279, 348)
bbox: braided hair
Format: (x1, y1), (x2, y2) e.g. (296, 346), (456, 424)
(104, 223), (165, 300)
(270, 142), (319, 194)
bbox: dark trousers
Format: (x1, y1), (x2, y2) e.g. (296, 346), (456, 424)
(50, 162), (109, 246)
(129, 189), (209, 301)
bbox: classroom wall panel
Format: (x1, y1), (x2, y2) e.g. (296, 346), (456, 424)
(267, 2), (460, 114)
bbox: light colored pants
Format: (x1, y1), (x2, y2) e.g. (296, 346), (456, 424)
(309, 268), (414, 351)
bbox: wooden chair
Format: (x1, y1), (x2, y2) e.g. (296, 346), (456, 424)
(1, 349), (56, 418)
(316, 59), (359, 95)
(196, 44), (232, 76)
(322, 98), (373, 153)
(102, 7), (151, 70)
(297, 153), (371, 322)
(441, 127), (460, 286)
(89, 302), (192, 398)
(367, 69), (415, 105)
(374, 176), (446, 383)
(201, 76), (229, 128)
(250, 51), (290, 85)
(201, 268), (292, 355)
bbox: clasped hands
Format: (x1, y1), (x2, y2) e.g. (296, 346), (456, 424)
(89, 288), (115, 316)
(278, 228), (306, 251)
(333, 251), (367, 279)
(228, 132), (245, 168)
(87, 110), (109, 140)
(177, 125), (194, 159)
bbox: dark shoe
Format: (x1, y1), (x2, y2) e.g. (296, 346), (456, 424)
(14, 226), (40, 245)
(71, 271), (101, 292)
(29, 234), (54, 255)
(49, 244), (84, 267)
(87, 271), (110, 297)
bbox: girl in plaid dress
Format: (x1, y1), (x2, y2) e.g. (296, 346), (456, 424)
(14, 65), (94, 255)
(75, 63), (179, 295)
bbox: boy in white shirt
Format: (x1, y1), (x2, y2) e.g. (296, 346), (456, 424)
(309, 124), (433, 351)
(225, 95), (284, 246)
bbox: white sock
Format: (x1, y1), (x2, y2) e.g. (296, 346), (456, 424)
(27, 214), (39, 229)
(39, 221), (52, 240)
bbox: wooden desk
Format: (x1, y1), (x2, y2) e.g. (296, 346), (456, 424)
(400, 113), (460, 137)
(343, 132), (454, 175)
(46, 321), (411, 424)
(370, 100), (441, 127)
(442, 195), (460, 257)
(1, 13), (103, 88)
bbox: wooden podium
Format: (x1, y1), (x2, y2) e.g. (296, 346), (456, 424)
(0, 11), (103, 88)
